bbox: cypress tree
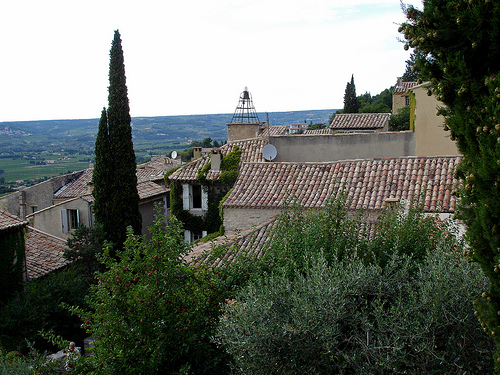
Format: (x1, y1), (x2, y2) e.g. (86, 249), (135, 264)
(400, 2), (500, 370)
(343, 74), (359, 113)
(93, 30), (141, 249)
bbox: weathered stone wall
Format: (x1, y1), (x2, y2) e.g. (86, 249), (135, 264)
(227, 123), (263, 142)
(0, 171), (85, 218)
(28, 197), (92, 240)
(223, 207), (281, 234)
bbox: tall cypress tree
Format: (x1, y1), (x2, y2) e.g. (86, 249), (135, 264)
(400, 1), (500, 370)
(343, 74), (359, 113)
(93, 30), (141, 249)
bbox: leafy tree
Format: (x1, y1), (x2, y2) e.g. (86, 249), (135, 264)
(399, 1), (500, 370)
(0, 269), (89, 354)
(307, 123), (326, 130)
(93, 30), (142, 250)
(215, 201), (493, 374)
(389, 105), (411, 131)
(72, 214), (230, 374)
(65, 224), (106, 276)
(401, 51), (418, 81)
(357, 88), (392, 113)
(343, 74), (359, 113)
(0, 227), (25, 303)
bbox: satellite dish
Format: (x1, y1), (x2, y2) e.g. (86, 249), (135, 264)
(171, 150), (178, 159)
(262, 144), (277, 161)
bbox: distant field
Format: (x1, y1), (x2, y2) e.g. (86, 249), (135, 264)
(0, 155), (91, 183)
(0, 109), (335, 185)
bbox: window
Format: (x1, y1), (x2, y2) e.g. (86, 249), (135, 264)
(405, 95), (410, 106)
(61, 209), (79, 233)
(182, 184), (208, 210)
(69, 209), (79, 229)
(192, 185), (202, 209)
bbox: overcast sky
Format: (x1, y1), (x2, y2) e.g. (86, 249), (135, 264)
(0, 0), (417, 122)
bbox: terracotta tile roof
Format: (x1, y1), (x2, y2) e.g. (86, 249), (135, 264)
(53, 169), (93, 200)
(54, 168), (167, 200)
(0, 210), (28, 230)
(224, 156), (460, 213)
(393, 81), (419, 94)
(185, 217), (278, 266)
(303, 128), (332, 135)
(258, 126), (287, 137)
(186, 216), (379, 268)
(168, 138), (268, 183)
(330, 113), (390, 130)
(137, 180), (168, 200)
(137, 155), (177, 171)
(25, 227), (69, 280)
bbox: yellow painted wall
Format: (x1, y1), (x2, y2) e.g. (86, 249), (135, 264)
(413, 84), (460, 157)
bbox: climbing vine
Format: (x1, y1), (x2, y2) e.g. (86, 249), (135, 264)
(165, 146), (242, 240)
(0, 228), (26, 303)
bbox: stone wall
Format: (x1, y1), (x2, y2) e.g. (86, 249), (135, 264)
(223, 207), (281, 234)
(0, 171), (85, 218)
(269, 131), (416, 163)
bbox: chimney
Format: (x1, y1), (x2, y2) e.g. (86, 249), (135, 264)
(86, 182), (94, 195)
(193, 147), (202, 159)
(210, 150), (222, 172)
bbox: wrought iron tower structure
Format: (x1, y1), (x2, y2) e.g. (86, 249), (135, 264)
(230, 87), (261, 123)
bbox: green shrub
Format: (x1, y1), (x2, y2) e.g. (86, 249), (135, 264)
(216, 249), (492, 374)
(0, 269), (89, 354)
(215, 201), (493, 374)
(72, 214), (231, 374)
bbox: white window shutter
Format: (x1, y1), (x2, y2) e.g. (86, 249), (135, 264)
(182, 184), (190, 210)
(184, 230), (191, 243)
(201, 187), (208, 210)
(76, 209), (80, 227)
(61, 209), (68, 234)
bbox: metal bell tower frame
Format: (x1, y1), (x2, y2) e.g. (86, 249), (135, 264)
(230, 87), (261, 123)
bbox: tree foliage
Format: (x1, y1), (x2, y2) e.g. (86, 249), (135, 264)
(93, 30), (142, 250)
(215, 200), (493, 374)
(0, 269), (89, 354)
(72, 214), (230, 374)
(343, 74), (359, 113)
(65, 224), (106, 276)
(389, 105), (411, 131)
(399, 1), (500, 370)
(0, 228), (25, 303)
(401, 51), (419, 82)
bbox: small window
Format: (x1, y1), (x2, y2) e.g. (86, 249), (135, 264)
(68, 209), (79, 229)
(192, 231), (203, 241)
(192, 185), (202, 209)
(61, 209), (79, 233)
(30, 205), (38, 214)
(405, 95), (410, 106)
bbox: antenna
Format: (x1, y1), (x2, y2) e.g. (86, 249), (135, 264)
(262, 144), (277, 161)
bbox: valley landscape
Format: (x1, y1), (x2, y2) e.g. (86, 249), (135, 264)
(0, 109), (334, 189)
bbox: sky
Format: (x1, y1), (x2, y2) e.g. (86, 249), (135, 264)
(0, 0), (418, 123)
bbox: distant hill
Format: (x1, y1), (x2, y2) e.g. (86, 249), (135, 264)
(1, 109), (335, 145)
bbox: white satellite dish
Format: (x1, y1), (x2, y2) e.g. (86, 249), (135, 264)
(262, 144), (277, 161)
(171, 150), (178, 159)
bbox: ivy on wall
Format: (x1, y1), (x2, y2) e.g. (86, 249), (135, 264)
(0, 228), (26, 303)
(409, 92), (416, 132)
(165, 146), (242, 239)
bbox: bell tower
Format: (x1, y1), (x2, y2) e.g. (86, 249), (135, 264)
(227, 87), (266, 141)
